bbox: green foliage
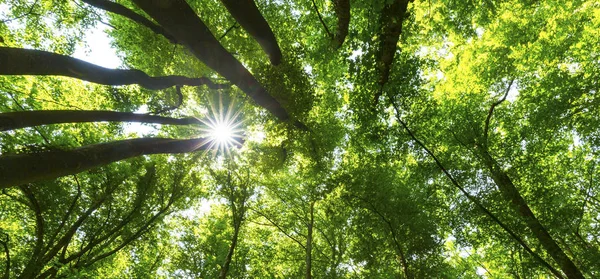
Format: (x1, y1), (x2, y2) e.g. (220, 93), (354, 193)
(1, 0), (600, 278)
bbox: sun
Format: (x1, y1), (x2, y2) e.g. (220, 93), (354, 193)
(197, 94), (244, 155)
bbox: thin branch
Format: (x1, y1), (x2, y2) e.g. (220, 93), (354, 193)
(484, 79), (514, 143)
(153, 86), (184, 115)
(219, 23), (239, 40)
(388, 95), (565, 279)
(0, 0), (39, 24)
(311, 0), (332, 38)
(250, 208), (306, 249)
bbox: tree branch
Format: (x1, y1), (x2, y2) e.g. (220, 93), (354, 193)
(219, 23), (239, 40)
(81, 0), (177, 43)
(219, 0), (282, 65)
(0, 47), (229, 90)
(250, 208), (306, 249)
(0, 137), (215, 189)
(0, 109), (200, 131)
(483, 79), (514, 144)
(131, 0), (290, 121)
(332, 0), (350, 48)
(388, 96), (565, 279)
(311, 0), (332, 38)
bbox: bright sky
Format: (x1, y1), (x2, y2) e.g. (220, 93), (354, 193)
(72, 23), (121, 69)
(72, 23), (158, 135)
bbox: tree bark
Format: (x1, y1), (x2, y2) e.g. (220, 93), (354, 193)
(219, 0), (282, 65)
(0, 110), (200, 131)
(130, 0), (289, 121)
(219, 221), (241, 279)
(0, 234), (9, 279)
(81, 0), (177, 43)
(305, 201), (314, 279)
(479, 149), (584, 279)
(0, 137), (210, 189)
(374, 0), (410, 103)
(332, 0), (350, 49)
(0, 47), (227, 90)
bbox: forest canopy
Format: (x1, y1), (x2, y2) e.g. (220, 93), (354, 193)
(0, 0), (599, 278)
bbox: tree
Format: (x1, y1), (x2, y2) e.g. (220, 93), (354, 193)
(1, 0), (599, 278)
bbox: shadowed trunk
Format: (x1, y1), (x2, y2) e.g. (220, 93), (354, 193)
(219, 0), (282, 65)
(131, 0), (289, 121)
(219, 220), (241, 279)
(0, 137), (210, 189)
(332, 0), (350, 49)
(0, 234), (8, 279)
(479, 149), (584, 279)
(0, 110), (200, 131)
(305, 201), (314, 279)
(81, 0), (177, 43)
(374, 0), (410, 103)
(0, 47), (227, 90)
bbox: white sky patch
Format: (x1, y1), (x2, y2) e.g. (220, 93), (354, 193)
(349, 49), (363, 61)
(179, 198), (217, 219)
(122, 105), (160, 136)
(506, 80), (520, 102)
(73, 23), (121, 69)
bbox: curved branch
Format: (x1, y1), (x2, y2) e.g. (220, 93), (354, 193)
(219, 0), (282, 65)
(0, 47), (229, 90)
(483, 79), (514, 144)
(0, 137), (214, 189)
(0, 110), (200, 131)
(81, 0), (177, 43)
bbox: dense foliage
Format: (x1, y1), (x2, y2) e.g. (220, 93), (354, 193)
(1, 0), (599, 278)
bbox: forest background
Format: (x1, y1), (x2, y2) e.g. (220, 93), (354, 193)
(0, 0), (599, 278)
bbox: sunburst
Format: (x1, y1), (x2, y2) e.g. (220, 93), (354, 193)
(196, 94), (245, 155)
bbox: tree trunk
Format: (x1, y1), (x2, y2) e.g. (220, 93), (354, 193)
(81, 0), (177, 43)
(374, 0), (410, 103)
(0, 47), (226, 90)
(332, 0), (350, 49)
(0, 137), (210, 189)
(0, 235), (9, 279)
(219, 221), (241, 279)
(0, 110), (200, 131)
(219, 0), (282, 65)
(479, 149), (584, 279)
(130, 0), (289, 121)
(305, 201), (314, 279)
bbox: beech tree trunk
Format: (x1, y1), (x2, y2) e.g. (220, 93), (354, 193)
(0, 47), (226, 90)
(131, 0), (289, 121)
(219, 221), (241, 279)
(480, 149), (584, 279)
(374, 0), (410, 102)
(0, 110), (199, 131)
(305, 201), (314, 279)
(219, 0), (282, 65)
(0, 137), (210, 189)
(332, 0), (350, 49)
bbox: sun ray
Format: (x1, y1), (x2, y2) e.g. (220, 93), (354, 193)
(196, 94), (244, 156)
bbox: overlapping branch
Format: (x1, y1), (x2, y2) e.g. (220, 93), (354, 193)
(0, 47), (228, 90)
